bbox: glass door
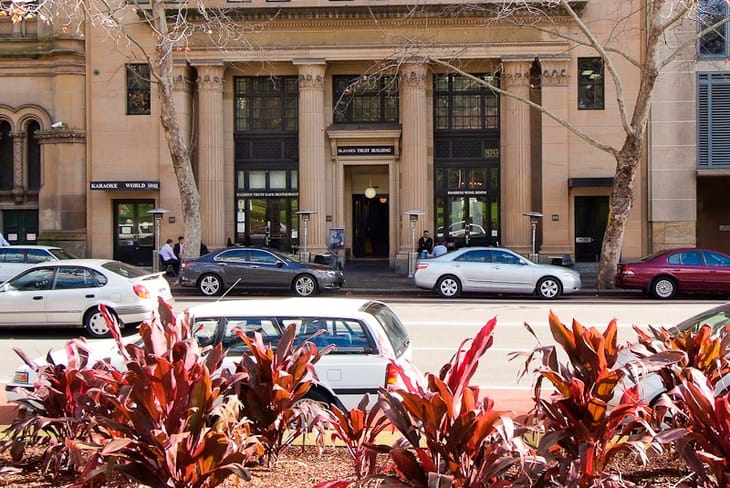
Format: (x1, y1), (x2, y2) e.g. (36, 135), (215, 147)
(114, 200), (155, 266)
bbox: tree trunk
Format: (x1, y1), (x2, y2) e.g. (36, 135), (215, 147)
(152, 0), (201, 260)
(596, 146), (642, 290)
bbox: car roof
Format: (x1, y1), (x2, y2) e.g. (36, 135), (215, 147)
(187, 297), (377, 318)
(3, 245), (64, 250)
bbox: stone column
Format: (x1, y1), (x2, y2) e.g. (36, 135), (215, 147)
(398, 62), (430, 258)
(501, 58), (533, 255)
(10, 131), (25, 203)
(295, 61), (327, 258)
(195, 64), (225, 248)
(538, 58), (572, 257)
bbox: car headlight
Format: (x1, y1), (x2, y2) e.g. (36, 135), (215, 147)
(13, 370), (30, 384)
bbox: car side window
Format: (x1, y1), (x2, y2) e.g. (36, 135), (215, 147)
(26, 249), (53, 264)
(221, 318), (280, 354)
(217, 249), (249, 262)
(8, 268), (55, 291)
(249, 250), (278, 265)
(704, 251), (730, 267)
(290, 318), (370, 352)
(491, 250), (520, 265)
(53, 267), (96, 290)
(455, 250), (489, 263)
(193, 319), (220, 347)
(90, 269), (108, 286)
(3, 249), (25, 264)
(675, 251), (701, 266)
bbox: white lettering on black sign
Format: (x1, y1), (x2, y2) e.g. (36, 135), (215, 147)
(337, 146), (394, 156)
(90, 181), (160, 191)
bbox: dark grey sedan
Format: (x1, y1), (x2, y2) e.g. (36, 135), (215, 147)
(178, 247), (345, 297)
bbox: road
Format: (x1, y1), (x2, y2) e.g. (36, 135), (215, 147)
(0, 296), (723, 415)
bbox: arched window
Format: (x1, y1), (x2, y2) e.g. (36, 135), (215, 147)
(0, 121), (12, 191)
(26, 120), (41, 191)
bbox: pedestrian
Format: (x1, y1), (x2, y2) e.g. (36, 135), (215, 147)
(0, 232), (8, 247)
(431, 238), (448, 258)
(200, 241), (209, 255)
(160, 238), (179, 276)
(417, 230), (433, 259)
(173, 235), (184, 260)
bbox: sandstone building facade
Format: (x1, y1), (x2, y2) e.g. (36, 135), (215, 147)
(1, 0), (650, 270)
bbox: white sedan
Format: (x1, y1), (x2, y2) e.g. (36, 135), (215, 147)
(0, 259), (173, 337)
(414, 246), (582, 299)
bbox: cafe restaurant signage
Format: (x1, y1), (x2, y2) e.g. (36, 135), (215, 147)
(337, 145), (394, 156)
(90, 181), (160, 191)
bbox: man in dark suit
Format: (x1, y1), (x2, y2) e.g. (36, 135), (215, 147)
(417, 230), (433, 258)
(173, 236), (184, 261)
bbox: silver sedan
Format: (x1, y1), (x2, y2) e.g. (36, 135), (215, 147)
(413, 246), (581, 299)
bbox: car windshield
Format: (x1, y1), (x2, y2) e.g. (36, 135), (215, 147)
(49, 248), (77, 260)
(673, 304), (730, 335)
(101, 261), (150, 278)
(363, 302), (410, 358)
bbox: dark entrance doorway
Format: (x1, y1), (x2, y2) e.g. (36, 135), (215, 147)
(2, 210), (38, 244)
(574, 196), (609, 262)
(114, 200), (155, 267)
(352, 195), (389, 258)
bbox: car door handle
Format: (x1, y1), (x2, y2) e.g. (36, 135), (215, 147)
(33, 296), (43, 300)
(85, 294), (95, 298)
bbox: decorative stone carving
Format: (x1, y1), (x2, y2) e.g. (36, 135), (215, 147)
(501, 59), (533, 88)
(196, 65), (225, 91)
(539, 58), (570, 86)
(399, 63), (427, 89)
(298, 72), (324, 90)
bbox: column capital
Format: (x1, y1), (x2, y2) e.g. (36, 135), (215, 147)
(399, 62), (428, 89)
(194, 64), (225, 92)
(173, 63), (193, 92)
(501, 58), (533, 88)
(9, 131), (26, 139)
(538, 56), (570, 87)
(295, 62), (326, 90)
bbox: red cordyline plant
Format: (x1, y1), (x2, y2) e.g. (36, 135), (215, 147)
(519, 311), (661, 488)
(1, 336), (121, 478)
(71, 300), (261, 488)
(379, 318), (531, 488)
(654, 367), (730, 487)
(229, 323), (333, 467)
(313, 394), (392, 487)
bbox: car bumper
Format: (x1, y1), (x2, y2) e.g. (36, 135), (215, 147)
(320, 277), (345, 290)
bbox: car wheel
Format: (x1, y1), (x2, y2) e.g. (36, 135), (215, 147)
(198, 274), (223, 296)
(651, 276), (676, 299)
(84, 306), (115, 338)
(293, 274), (318, 297)
(436, 275), (461, 298)
(291, 389), (336, 430)
(536, 277), (562, 299)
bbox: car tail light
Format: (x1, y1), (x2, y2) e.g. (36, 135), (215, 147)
(619, 264), (635, 276)
(181, 262), (190, 269)
(415, 263), (429, 271)
(385, 363), (400, 387)
(133, 283), (151, 298)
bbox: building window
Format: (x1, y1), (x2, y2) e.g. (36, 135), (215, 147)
(0, 120), (12, 191)
(434, 74), (499, 129)
(577, 58), (605, 110)
(333, 75), (399, 124)
(27, 121), (41, 191)
(126, 64), (151, 115)
(698, 0), (729, 57)
(234, 77), (298, 131)
(698, 73), (730, 168)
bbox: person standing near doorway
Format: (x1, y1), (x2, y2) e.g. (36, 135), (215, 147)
(417, 230), (433, 259)
(174, 236), (184, 261)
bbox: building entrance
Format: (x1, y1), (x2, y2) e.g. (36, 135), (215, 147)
(1, 210), (38, 244)
(114, 200), (155, 266)
(574, 196), (609, 262)
(352, 195), (389, 258)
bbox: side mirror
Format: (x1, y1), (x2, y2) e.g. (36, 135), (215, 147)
(276, 261), (284, 268)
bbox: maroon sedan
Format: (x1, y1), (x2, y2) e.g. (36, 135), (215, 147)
(615, 248), (730, 299)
